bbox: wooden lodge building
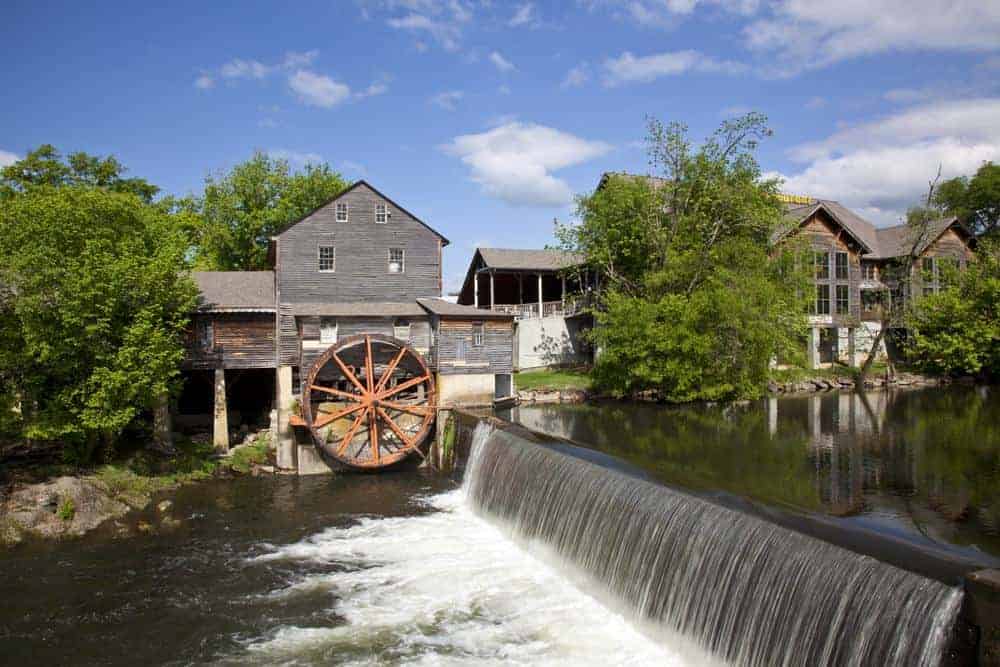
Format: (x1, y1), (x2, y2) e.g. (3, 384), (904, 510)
(181, 180), (515, 474)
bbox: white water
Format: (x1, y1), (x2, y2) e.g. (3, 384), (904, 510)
(233, 424), (716, 665)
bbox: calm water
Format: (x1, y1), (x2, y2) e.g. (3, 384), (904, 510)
(508, 385), (1000, 562)
(0, 469), (710, 666)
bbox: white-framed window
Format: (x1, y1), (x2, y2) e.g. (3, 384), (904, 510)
(473, 323), (484, 347)
(393, 318), (411, 341)
(388, 248), (405, 273)
(335, 202), (348, 222)
(320, 317), (338, 344)
(375, 202), (388, 224)
(318, 245), (335, 272)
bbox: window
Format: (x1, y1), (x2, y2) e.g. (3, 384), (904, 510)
(815, 285), (830, 315)
(835, 252), (849, 280)
(814, 251), (830, 280)
(335, 202), (348, 222)
(320, 318), (338, 344)
(375, 202), (388, 224)
(862, 262), (877, 281)
(393, 318), (410, 341)
(388, 248), (405, 274)
(862, 290), (879, 313)
(473, 323), (485, 347)
(196, 319), (213, 350)
(318, 245), (335, 272)
(921, 257), (936, 282)
(835, 285), (849, 315)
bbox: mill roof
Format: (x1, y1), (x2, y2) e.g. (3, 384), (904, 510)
(193, 271), (275, 312)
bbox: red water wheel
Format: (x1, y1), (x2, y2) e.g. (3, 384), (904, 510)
(303, 334), (436, 469)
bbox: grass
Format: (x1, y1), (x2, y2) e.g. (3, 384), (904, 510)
(515, 367), (592, 392)
(56, 497), (75, 521)
(226, 435), (270, 474)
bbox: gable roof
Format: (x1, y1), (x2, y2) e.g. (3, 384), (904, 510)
(272, 180), (450, 245)
(873, 216), (971, 259)
(193, 271), (275, 311)
(417, 297), (514, 319)
(477, 247), (584, 271)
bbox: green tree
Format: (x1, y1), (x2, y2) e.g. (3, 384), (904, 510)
(560, 114), (810, 401)
(0, 144), (159, 203)
(191, 152), (349, 270)
(934, 161), (1000, 237)
(0, 187), (197, 461)
(908, 237), (1000, 376)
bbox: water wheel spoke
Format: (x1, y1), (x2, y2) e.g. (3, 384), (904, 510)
(364, 335), (375, 393)
(381, 400), (433, 416)
(379, 374), (431, 400)
(310, 384), (364, 402)
(330, 352), (367, 395)
(313, 403), (365, 429)
(336, 412), (367, 455)
(374, 347), (407, 395)
(376, 406), (415, 449)
(368, 406), (380, 465)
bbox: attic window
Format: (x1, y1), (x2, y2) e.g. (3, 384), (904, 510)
(388, 248), (405, 274)
(375, 202), (388, 224)
(318, 245), (335, 272)
(336, 202), (348, 222)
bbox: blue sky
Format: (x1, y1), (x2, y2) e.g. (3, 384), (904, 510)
(3, 1), (999, 291)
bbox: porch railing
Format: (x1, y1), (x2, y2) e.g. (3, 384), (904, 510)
(490, 295), (593, 320)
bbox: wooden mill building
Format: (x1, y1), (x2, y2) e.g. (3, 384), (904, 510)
(181, 180), (514, 474)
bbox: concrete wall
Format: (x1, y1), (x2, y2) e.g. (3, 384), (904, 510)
(516, 316), (590, 370)
(838, 323), (886, 364)
(437, 373), (495, 407)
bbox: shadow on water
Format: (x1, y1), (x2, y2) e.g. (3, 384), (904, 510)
(505, 385), (1000, 564)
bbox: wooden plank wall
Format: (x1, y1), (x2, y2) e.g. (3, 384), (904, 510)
(435, 319), (514, 375)
(297, 316), (434, 373)
(277, 183), (443, 304)
(185, 313), (275, 369)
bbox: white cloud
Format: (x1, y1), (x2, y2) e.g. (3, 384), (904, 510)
(0, 150), (20, 167)
(602, 50), (746, 85)
(430, 90), (464, 110)
(442, 121), (612, 206)
(289, 70), (351, 108)
(489, 51), (515, 73)
(384, 3), (470, 52)
(268, 149), (324, 166)
(583, 0), (759, 28)
(746, 1), (1000, 74)
(561, 62), (590, 88)
(356, 81), (389, 98)
(194, 74), (215, 89)
(775, 98), (1000, 224)
(509, 3), (538, 27)
(804, 96), (826, 110)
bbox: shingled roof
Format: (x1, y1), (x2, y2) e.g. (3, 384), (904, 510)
(416, 298), (514, 319)
(477, 248), (584, 272)
(193, 271), (275, 311)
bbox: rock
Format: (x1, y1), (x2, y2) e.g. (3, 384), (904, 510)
(2, 477), (130, 542)
(767, 380), (779, 393)
(836, 377), (854, 387)
(156, 500), (173, 514)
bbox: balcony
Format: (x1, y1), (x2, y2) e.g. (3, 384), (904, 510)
(490, 296), (591, 320)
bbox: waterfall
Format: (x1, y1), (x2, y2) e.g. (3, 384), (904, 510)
(463, 423), (963, 667)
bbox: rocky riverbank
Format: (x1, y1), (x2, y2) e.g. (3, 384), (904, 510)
(0, 431), (272, 547)
(767, 372), (971, 395)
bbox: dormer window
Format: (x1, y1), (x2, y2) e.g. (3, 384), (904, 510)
(318, 245), (335, 272)
(375, 202), (388, 224)
(336, 202), (348, 222)
(388, 248), (404, 273)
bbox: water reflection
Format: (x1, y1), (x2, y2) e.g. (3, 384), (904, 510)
(508, 386), (1000, 561)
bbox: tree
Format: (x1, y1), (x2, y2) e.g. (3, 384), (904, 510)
(908, 237), (1000, 377)
(934, 161), (1000, 237)
(0, 187), (197, 461)
(0, 144), (159, 203)
(560, 114), (810, 401)
(190, 152), (349, 270)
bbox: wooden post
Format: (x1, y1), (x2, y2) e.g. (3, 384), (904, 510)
(490, 270), (495, 311)
(213, 368), (229, 453)
(537, 274), (543, 318)
(275, 365), (295, 469)
(518, 273), (524, 305)
(474, 271), (479, 308)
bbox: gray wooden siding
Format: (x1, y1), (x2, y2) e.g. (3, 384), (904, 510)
(184, 314), (275, 369)
(297, 316), (434, 372)
(435, 319), (513, 375)
(277, 183), (442, 304)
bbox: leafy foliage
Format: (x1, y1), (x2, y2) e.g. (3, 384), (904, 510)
(908, 238), (1000, 376)
(0, 186), (197, 460)
(188, 152), (349, 270)
(0, 145), (159, 203)
(560, 115), (810, 401)
(934, 161), (1000, 237)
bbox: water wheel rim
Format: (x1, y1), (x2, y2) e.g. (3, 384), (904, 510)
(302, 333), (436, 469)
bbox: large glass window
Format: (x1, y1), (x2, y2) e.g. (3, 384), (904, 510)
(815, 285), (830, 315)
(836, 285), (850, 314)
(814, 251), (830, 280)
(862, 262), (877, 281)
(835, 252), (849, 280)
